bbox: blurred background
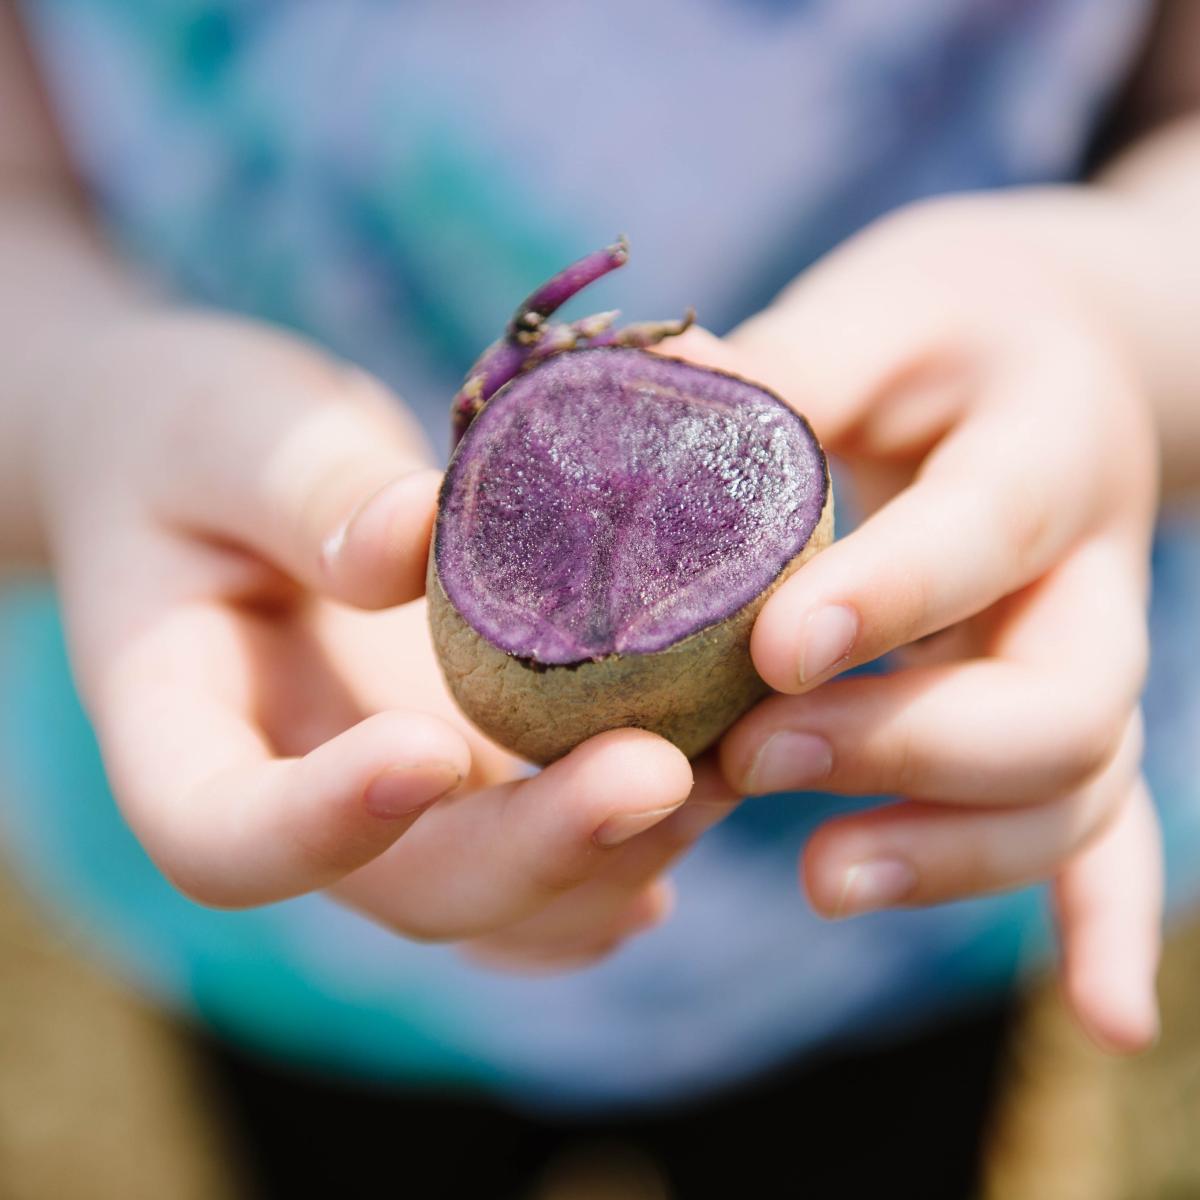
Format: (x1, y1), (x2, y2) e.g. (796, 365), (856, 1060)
(6, 861), (1200, 1198)
(3, 2), (1200, 1198)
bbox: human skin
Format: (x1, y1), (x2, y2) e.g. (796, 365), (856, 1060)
(1, 4), (1199, 1042)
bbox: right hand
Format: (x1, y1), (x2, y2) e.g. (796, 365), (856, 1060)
(34, 312), (738, 969)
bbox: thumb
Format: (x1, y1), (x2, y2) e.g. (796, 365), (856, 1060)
(155, 321), (443, 609)
(238, 393), (442, 609)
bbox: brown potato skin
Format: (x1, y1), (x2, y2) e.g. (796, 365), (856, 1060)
(427, 482), (833, 764)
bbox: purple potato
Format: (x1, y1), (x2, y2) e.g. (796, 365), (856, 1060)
(429, 241), (832, 763)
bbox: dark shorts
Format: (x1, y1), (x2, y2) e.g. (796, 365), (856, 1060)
(200, 998), (1014, 1200)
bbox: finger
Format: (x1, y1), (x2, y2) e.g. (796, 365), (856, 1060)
(724, 541), (1146, 804)
(722, 665), (1127, 805)
(335, 729), (694, 942)
(1054, 778), (1162, 1054)
(748, 345), (1147, 692)
(464, 881), (675, 974)
(147, 320), (441, 608)
(460, 757), (737, 955)
(96, 601), (470, 906)
(750, 424), (1091, 694)
(647, 325), (751, 374)
(714, 228), (1147, 697)
(801, 716), (1141, 916)
(234, 393), (441, 608)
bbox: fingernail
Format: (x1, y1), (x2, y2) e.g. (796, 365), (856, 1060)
(799, 605), (858, 685)
(834, 859), (917, 917)
(320, 470), (435, 572)
(363, 764), (461, 820)
(320, 482), (388, 570)
(746, 731), (833, 794)
(320, 521), (351, 569)
(594, 803), (686, 849)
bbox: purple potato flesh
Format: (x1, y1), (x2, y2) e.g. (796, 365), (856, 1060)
(435, 347), (828, 665)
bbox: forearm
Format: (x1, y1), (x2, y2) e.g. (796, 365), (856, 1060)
(0, 179), (149, 562)
(1096, 114), (1200, 495)
(0, 4), (155, 563)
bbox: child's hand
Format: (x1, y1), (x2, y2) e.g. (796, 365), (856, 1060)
(702, 196), (1162, 1051)
(36, 314), (735, 970)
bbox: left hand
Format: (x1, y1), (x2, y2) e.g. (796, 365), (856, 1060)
(696, 194), (1162, 1053)
(35, 312), (737, 974)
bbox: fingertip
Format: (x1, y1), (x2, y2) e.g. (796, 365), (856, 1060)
(799, 813), (921, 919)
(626, 879), (677, 933)
(321, 468), (442, 608)
(714, 696), (810, 796)
(321, 709), (473, 801)
(361, 761), (463, 820)
(562, 728), (694, 807)
(1056, 780), (1163, 1056)
(539, 730), (693, 851)
(1066, 971), (1161, 1056)
(750, 599), (804, 694)
(1061, 906), (1161, 1056)
(799, 823), (848, 918)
